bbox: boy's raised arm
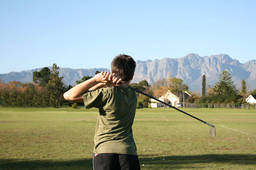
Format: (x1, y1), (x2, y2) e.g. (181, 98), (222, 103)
(63, 72), (121, 102)
(63, 72), (106, 102)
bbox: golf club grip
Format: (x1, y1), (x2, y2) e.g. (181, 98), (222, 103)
(130, 86), (215, 128)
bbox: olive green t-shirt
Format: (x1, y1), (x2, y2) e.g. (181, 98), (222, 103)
(82, 86), (137, 155)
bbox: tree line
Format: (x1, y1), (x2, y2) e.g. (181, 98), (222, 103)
(133, 70), (256, 108)
(0, 64), (67, 107)
(0, 64), (255, 108)
(200, 71), (244, 104)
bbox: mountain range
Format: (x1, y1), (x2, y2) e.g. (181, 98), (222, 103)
(1, 54), (255, 92)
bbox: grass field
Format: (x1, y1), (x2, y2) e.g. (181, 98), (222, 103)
(0, 107), (256, 170)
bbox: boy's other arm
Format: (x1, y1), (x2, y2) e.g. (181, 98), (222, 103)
(63, 72), (108, 102)
(89, 82), (105, 91)
(63, 72), (121, 102)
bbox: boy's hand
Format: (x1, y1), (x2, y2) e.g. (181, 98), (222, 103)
(94, 72), (122, 86)
(93, 72), (108, 84)
(107, 72), (122, 86)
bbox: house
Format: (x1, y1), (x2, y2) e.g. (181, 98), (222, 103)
(246, 95), (256, 104)
(150, 98), (165, 108)
(150, 90), (180, 108)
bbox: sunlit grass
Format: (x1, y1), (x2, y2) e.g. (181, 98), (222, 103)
(0, 107), (256, 169)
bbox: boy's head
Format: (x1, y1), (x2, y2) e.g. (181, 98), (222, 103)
(111, 54), (136, 82)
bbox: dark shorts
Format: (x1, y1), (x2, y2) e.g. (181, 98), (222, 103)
(93, 153), (140, 170)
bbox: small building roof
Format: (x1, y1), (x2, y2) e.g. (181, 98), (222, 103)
(246, 95), (256, 104)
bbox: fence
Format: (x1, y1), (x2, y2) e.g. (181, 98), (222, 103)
(182, 103), (256, 109)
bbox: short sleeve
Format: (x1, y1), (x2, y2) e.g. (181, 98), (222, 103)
(82, 89), (105, 109)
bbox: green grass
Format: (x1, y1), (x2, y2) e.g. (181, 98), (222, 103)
(0, 107), (256, 169)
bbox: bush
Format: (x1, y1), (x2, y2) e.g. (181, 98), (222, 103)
(137, 95), (149, 108)
(137, 101), (143, 108)
(72, 103), (78, 109)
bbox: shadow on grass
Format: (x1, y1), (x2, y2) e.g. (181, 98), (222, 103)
(0, 158), (93, 170)
(140, 154), (256, 169)
(0, 154), (256, 170)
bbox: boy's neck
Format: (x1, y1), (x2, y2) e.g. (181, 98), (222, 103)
(118, 81), (130, 87)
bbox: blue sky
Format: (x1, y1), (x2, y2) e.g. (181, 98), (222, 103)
(0, 0), (255, 74)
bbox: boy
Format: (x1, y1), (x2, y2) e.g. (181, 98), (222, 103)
(63, 54), (140, 170)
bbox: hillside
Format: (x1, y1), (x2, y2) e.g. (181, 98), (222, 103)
(134, 53), (256, 91)
(1, 54), (255, 91)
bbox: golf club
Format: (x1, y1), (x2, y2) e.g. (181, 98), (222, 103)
(130, 86), (216, 137)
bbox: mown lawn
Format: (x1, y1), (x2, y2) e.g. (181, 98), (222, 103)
(0, 107), (256, 169)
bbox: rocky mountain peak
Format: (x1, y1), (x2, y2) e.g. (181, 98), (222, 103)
(0, 54), (255, 92)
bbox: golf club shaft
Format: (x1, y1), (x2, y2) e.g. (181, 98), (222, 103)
(130, 86), (215, 128)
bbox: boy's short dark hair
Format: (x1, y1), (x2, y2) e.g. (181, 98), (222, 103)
(111, 54), (136, 81)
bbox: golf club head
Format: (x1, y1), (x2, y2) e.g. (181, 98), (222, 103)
(210, 127), (216, 137)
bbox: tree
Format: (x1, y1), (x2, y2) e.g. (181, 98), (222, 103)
(138, 80), (149, 87)
(167, 77), (188, 97)
(202, 75), (206, 97)
(153, 86), (169, 98)
(241, 80), (247, 96)
(23, 84), (36, 106)
(188, 93), (200, 103)
(46, 64), (65, 107)
(0, 65), (67, 107)
(131, 80), (151, 108)
(33, 67), (51, 86)
(137, 94), (150, 108)
(76, 76), (92, 84)
(151, 77), (189, 99)
(250, 89), (256, 98)
(212, 70), (238, 103)
(131, 80), (149, 92)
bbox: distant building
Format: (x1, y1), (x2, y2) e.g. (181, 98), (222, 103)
(246, 95), (256, 104)
(150, 90), (180, 108)
(150, 98), (164, 108)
